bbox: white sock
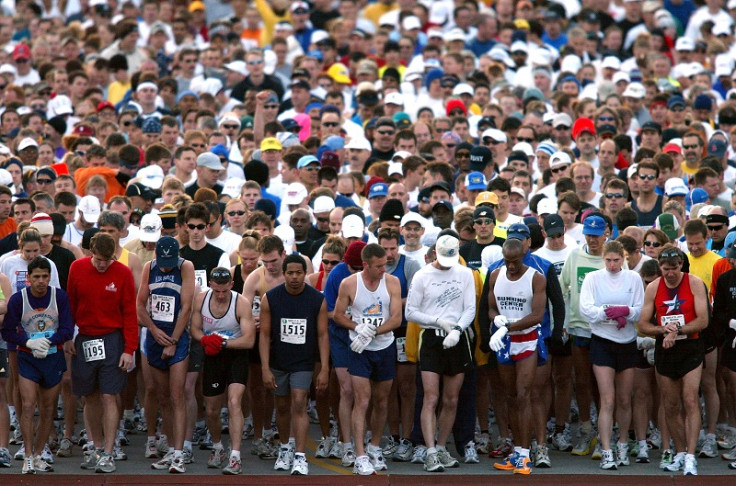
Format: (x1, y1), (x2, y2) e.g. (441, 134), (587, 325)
(436, 444), (446, 451)
(230, 449), (240, 460)
(183, 440), (192, 451)
(213, 441), (223, 450)
(196, 420), (205, 428)
(427, 447), (437, 455)
(520, 448), (530, 458)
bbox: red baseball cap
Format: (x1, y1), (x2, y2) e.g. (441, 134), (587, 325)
(663, 143), (682, 155)
(97, 101), (115, 113)
(572, 117), (596, 140)
(72, 124), (94, 137)
(12, 44), (30, 61)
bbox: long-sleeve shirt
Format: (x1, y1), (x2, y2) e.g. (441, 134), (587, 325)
(559, 247), (606, 338)
(712, 267), (736, 348)
(406, 264), (476, 331)
(67, 258), (138, 355)
(579, 268), (644, 343)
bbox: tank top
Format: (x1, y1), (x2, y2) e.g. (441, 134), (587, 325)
(233, 264), (245, 294)
(631, 194), (663, 228)
(315, 271), (325, 292)
(21, 286), (59, 353)
(201, 289), (241, 339)
(654, 273), (699, 340)
(391, 255), (409, 328)
(349, 272), (394, 351)
(493, 266), (538, 335)
(148, 258), (184, 331)
(266, 283), (325, 372)
(119, 247), (130, 267)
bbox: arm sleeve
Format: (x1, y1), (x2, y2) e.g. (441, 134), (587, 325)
(218, 253), (231, 269)
(324, 268), (341, 312)
(51, 289), (75, 346)
(456, 271), (477, 330)
(579, 274), (606, 324)
(626, 273), (644, 325)
(478, 267), (492, 353)
(121, 268), (139, 354)
(545, 265), (565, 335)
(0, 293), (26, 347)
(405, 271), (434, 326)
(49, 259), (60, 289)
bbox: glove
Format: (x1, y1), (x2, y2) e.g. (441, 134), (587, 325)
(26, 337), (51, 353)
(493, 315), (508, 329)
(605, 306), (630, 320)
(646, 348), (655, 366)
(357, 323), (377, 340)
(201, 334), (224, 356)
(615, 316), (627, 330)
(730, 319), (736, 331)
(350, 334), (371, 354)
(549, 331), (566, 348)
(435, 319), (454, 334)
(489, 326), (509, 352)
(442, 329), (461, 349)
(636, 336), (656, 350)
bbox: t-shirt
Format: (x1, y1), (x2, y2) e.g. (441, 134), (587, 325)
(687, 250), (721, 294)
(206, 230), (241, 256)
(180, 243), (230, 290)
(400, 245), (428, 265)
(460, 238), (505, 271)
(534, 245), (575, 276)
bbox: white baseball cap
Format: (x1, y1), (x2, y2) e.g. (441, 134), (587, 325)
(313, 195), (335, 214)
(79, 195), (102, 223)
(435, 234), (460, 267)
(341, 214), (364, 239)
(140, 213), (162, 243)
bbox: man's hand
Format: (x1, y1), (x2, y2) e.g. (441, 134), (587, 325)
(262, 368), (277, 391)
(150, 325), (174, 347)
(162, 344), (176, 359)
(256, 91), (271, 106)
(350, 334), (371, 354)
(358, 323), (377, 339)
(549, 330), (566, 348)
(615, 316), (627, 330)
(493, 315), (508, 329)
(315, 369), (329, 392)
(118, 352), (134, 371)
(729, 319), (736, 332)
(32, 348), (48, 359)
(435, 318), (454, 334)
(490, 326), (509, 352)
(201, 334), (225, 356)
(662, 330), (677, 349)
(64, 340), (76, 356)
(442, 329), (461, 349)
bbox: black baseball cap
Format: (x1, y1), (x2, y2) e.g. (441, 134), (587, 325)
(543, 214), (565, 236)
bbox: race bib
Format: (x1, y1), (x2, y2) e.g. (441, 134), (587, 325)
(151, 294), (175, 323)
(30, 331), (56, 355)
(396, 337), (407, 362)
(660, 314), (687, 340)
(280, 318), (306, 345)
(82, 339), (106, 362)
(194, 270), (208, 290)
(252, 295), (261, 317)
(361, 316), (384, 328)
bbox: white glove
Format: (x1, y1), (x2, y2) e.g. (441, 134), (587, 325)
(26, 337), (51, 353)
(636, 336), (656, 350)
(32, 348), (48, 359)
(357, 323), (377, 339)
(730, 319), (736, 331)
(435, 318), (454, 334)
(493, 315), (509, 329)
(442, 329), (461, 349)
(489, 326), (509, 352)
(350, 334), (371, 354)
(646, 348), (655, 366)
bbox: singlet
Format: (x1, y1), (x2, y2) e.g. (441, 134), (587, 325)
(20, 286), (59, 351)
(315, 271), (325, 292)
(180, 243), (225, 290)
(654, 273), (699, 340)
(118, 248), (130, 267)
(493, 266), (538, 335)
(233, 264), (245, 294)
(349, 272), (394, 351)
(266, 283), (325, 372)
(390, 255), (408, 329)
(631, 194), (663, 228)
(201, 289), (241, 339)
(148, 258), (184, 331)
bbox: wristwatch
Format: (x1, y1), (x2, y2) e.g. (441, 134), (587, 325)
(222, 339), (228, 348)
(452, 325), (463, 333)
(676, 323), (683, 335)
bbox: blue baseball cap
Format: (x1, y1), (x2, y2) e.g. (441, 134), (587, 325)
(210, 144), (229, 160)
(156, 236), (179, 268)
(507, 223), (531, 240)
(687, 187), (708, 207)
(368, 183), (388, 198)
(582, 215), (606, 236)
(465, 171), (487, 191)
(297, 155), (320, 169)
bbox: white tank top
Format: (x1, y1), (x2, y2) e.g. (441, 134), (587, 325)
(493, 266), (538, 335)
(201, 290), (241, 339)
(350, 272), (394, 351)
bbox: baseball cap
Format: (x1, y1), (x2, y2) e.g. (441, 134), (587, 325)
(572, 117), (596, 139)
(543, 214), (565, 236)
(140, 213), (163, 243)
(297, 155), (320, 169)
(345, 137), (371, 151)
(78, 195), (102, 223)
(475, 191), (499, 206)
(549, 151), (572, 168)
(553, 113), (573, 128)
(260, 137), (283, 152)
(708, 138), (728, 158)
(401, 212), (426, 228)
(582, 215), (606, 236)
(465, 171), (487, 191)
(341, 214), (365, 239)
(284, 182), (308, 205)
(369, 183), (388, 198)
(664, 178), (689, 197)
(473, 206), (495, 222)
(432, 200), (453, 212)
(469, 145), (492, 171)
(379, 199), (404, 223)
(435, 235), (460, 267)
(537, 197), (557, 216)
(655, 213), (679, 240)
(667, 96), (686, 109)
(675, 38), (694, 51)
(384, 92), (404, 106)
(641, 121), (662, 134)
(623, 82), (646, 98)
(37, 167), (57, 182)
(156, 236), (179, 268)
(12, 43), (30, 61)
(312, 196), (335, 214)
(197, 152), (225, 171)
(507, 223), (531, 240)
(481, 128), (507, 143)
(17, 138), (38, 151)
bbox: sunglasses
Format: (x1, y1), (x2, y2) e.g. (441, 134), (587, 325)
(682, 144), (699, 150)
(247, 59), (263, 65)
(322, 122), (339, 128)
(302, 166), (319, 171)
(644, 241), (661, 247)
(264, 104), (279, 109)
(227, 210), (246, 217)
(638, 174), (657, 180)
(445, 144), (456, 149)
(377, 130), (394, 136)
(555, 125), (570, 130)
(670, 106), (685, 112)
(659, 248), (681, 259)
(483, 138), (502, 145)
(456, 152), (470, 158)
(598, 116), (615, 122)
(604, 193), (623, 199)
(517, 137), (534, 144)
(322, 259), (340, 266)
(191, 143), (206, 148)
(31, 104), (45, 110)
(187, 223), (207, 230)
(141, 225), (160, 233)
(317, 217), (329, 223)
(36, 178), (53, 184)
(474, 218), (494, 226)
(222, 124), (239, 130)
(708, 224), (725, 231)
(551, 166), (568, 173)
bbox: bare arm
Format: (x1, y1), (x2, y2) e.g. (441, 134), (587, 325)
(253, 90), (270, 146)
(377, 275), (402, 334)
(226, 294), (256, 350)
(508, 272), (547, 332)
(172, 261), (196, 343)
(259, 294), (275, 390)
(637, 278), (663, 337)
(190, 291), (206, 342)
(332, 275), (357, 331)
(486, 269), (501, 323)
(315, 300), (329, 391)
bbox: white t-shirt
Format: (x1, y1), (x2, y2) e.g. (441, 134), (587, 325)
(579, 268), (644, 343)
(206, 230), (242, 256)
(400, 245), (428, 265)
(533, 244), (575, 276)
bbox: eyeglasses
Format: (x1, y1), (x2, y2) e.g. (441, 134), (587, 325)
(551, 166), (568, 173)
(449, 110), (465, 116)
(31, 104), (45, 110)
(517, 137), (534, 144)
(445, 144), (456, 149)
(191, 143), (206, 148)
(377, 130), (394, 136)
(644, 241), (661, 247)
(317, 217), (329, 223)
(264, 104), (279, 109)
(302, 166), (319, 171)
(456, 152), (470, 159)
(227, 210), (246, 217)
(247, 59), (263, 65)
(36, 178), (53, 184)
(670, 106), (685, 112)
(605, 193), (624, 199)
(187, 223), (207, 230)
(598, 116), (615, 122)
(483, 138), (502, 145)
(122, 121), (133, 127)
(683, 144), (699, 150)
(322, 122), (339, 127)
(638, 174), (656, 181)
(222, 124), (239, 130)
(322, 259), (340, 266)
(474, 218), (494, 226)
(708, 224), (725, 231)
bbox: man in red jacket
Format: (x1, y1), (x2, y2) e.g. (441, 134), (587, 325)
(66, 232), (138, 474)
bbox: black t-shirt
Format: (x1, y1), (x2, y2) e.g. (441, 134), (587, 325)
(231, 74), (285, 103)
(296, 240), (317, 260)
(307, 226), (328, 242)
(371, 148), (395, 162)
(460, 237), (505, 270)
(47, 244), (76, 290)
(180, 243), (225, 288)
(185, 180), (222, 198)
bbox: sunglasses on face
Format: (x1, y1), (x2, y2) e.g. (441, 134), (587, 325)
(605, 193), (624, 199)
(191, 143), (206, 148)
(551, 166), (568, 173)
(638, 174), (657, 180)
(483, 138), (501, 145)
(227, 210), (246, 217)
(36, 178), (53, 184)
(555, 125), (570, 130)
(247, 59), (263, 65)
(670, 106), (685, 112)
(264, 104), (279, 109)
(222, 124), (239, 130)
(122, 120), (133, 126)
(548, 233), (563, 239)
(708, 224), (725, 231)
(322, 259), (340, 266)
(683, 144), (699, 150)
(644, 241), (661, 247)
(516, 137), (534, 144)
(474, 218), (494, 226)
(377, 130), (395, 136)
(445, 144), (456, 149)
(322, 122), (339, 128)
(456, 152), (470, 159)
(317, 217), (329, 223)
(598, 116), (615, 122)
(187, 223), (207, 230)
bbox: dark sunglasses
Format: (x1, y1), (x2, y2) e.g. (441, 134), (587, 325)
(555, 125), (570, 130)
(659, 248), (681, 259)
(682, 144), (699, 150)
(211, 268), (232, 282)
(36, 178), (53, 184)
(604, 193), (624, 199)
(222, 124), (239, 130)
(516, 137), (534, 144)
(322, 122), (339, 128)
(227, 211), (246, 217)
(644, 241), (661, 247)
(474, 218), (494, 226)
(598, 116), (615, 122)
(322, 259), (340, 266)
(187, 223), (207, 230)
(264, 104), (279, 109)
(551, 166), (568, 173)
(708, 224), (725, 231)
(638, 174), (656, 180)
(548, 233), (564, 239)
(377, 130), (394, 136)
(317, 217), (329, 223)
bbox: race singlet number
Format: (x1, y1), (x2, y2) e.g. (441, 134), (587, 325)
(82, 339), (106, 362)
(252, 295), (261, 317)
(194, 270), (208, 290)
(151, 294), (175, 323)
(280, 318), (306, 345)
(396, 337), (407, 362)
(30, 331), (56, 355)
(660, 314), (687, 340)
(361, 316), (384, 328)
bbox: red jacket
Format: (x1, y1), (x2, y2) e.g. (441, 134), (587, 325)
(68, 257), (138, 355)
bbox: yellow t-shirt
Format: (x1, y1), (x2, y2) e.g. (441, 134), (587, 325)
(687, 250), (721, 294)
(363, 2), (397, 26)
(108, 81), (131, 106)
(681, 161), (699, 178)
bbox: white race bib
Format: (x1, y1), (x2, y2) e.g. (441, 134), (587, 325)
(361, 316), (384, 328)
(396, 337), (407, 362)
(660, 314), (687, 340)
(151, 294), (175, 323)
(82, 338), (106, 362)
(252, 295), (261, 317)
(194, 270), (208, 290)
(280, 318), (306, 345)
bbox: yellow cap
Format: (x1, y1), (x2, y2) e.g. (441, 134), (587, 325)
(327, 63), (351, 85)
(514, 18), (530, 30)
(475, 191), (499, 206)
(260, 137), (282, 152)
(188, 1), (205, 12)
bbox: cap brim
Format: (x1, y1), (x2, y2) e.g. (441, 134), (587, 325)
(583, 229), (605, 236)
(82, 212), (100, 223)
(140, 230), (161, 243)
(156, 255), (178, 268)
(436, 252), (459, 268)
(545, 228), (564, 236)
(342, 227), (363, 238)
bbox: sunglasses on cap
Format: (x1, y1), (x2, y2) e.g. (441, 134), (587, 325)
(210, 268), (232, 283)
(659, 248), (681, 260)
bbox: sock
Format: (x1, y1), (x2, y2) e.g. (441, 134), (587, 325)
(581, 421), (592, 435)
(638, 439), (647, 450)
(345, 441), (353, 450)
(183, 440), (192, 451)
(288, 437), (295, 447)
(280, 442), (289, 450)
(159, 434), (168, 443)
(706, 433), (716, 440)
(685, 453), (695, 460)
(230, 450), (240, 460)
(123, 409), (134, 421)
(436, 444), (446, 451)
(8, 406), (15, 414)
(520, 448), (530, 458)
(147, 436), (156, 443)
(295, 452), (305, 459)
(174, 450), (182, 459)
(196, 420), (205, 428)
(427, 447), (437, 455)
(698, 429), (705, 440)
(514, 446), (522, 454)
(168, 447), (174, 454)
(213, 441), (223, 450)
(87, 441), (94, 449)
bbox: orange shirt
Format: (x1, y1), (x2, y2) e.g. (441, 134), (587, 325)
(710, 257), (731, 302)
(74, 166), (126, 203)
(0, 217), (17, 239)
